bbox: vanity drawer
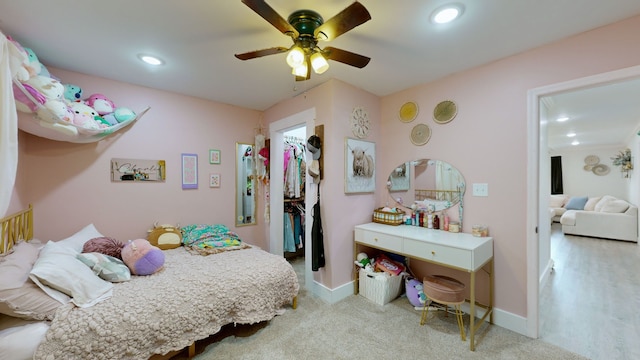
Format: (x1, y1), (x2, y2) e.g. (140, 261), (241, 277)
(355, 229), (403, 253)
(404, 238), (471, 270)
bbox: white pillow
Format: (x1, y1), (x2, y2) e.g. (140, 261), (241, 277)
(583, 196), (602, 211)
(600, 200), (630, 213)
(594, 195), (616, 212)
(77, 252), (131, 283)
(549, 195), (567, 208)
(29, 241), (113, 308)
(55, 223), (104, 252)
(0, 322), (50, 360)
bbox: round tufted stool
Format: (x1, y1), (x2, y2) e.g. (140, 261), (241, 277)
(420, 275), (466, 341)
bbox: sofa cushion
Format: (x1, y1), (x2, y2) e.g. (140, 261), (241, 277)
(600, 199), (630, 213)
(565, 196), (588, 210)
(560, 211), (576, 226)
(550, 195), (568, 208)
(594, 195), (617, 212)
(584, 196), (602, 211)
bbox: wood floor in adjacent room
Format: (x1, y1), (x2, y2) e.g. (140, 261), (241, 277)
(539, 223), (640, 360)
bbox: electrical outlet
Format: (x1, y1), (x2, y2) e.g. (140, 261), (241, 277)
(472, 183), (489, 197)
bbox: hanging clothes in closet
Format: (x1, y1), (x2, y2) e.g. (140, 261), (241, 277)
(283, 136), (306, 199)
(283, 200), (305, 253)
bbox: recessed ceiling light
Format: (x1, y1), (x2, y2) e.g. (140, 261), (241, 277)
(431, 3), (464, 24)
(566, 132), (576, 137)
(571, 140), (580, 146)
(138, 54), (164, 66)
(556, 116), (569, 122)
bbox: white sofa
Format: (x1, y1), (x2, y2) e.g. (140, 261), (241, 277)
(560, 195), (638, 242)
(549, 194), (569, 222)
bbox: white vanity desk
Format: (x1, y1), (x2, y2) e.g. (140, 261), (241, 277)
(354, 222), (494, 351)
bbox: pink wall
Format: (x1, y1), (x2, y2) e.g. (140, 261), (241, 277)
(13, 68), (266, 246)
(8, 15), (640, 321)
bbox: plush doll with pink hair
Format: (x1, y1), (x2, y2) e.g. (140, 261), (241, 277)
(121, 239), (165, 276)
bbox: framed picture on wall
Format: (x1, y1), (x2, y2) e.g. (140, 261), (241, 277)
(209, 149), (221, 164)
(181, 153), (198, 189)
(209, 173), (221, 188)
(345, 137), (375, 194)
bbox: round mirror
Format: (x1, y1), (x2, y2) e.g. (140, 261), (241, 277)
(387, 159), (465, 211)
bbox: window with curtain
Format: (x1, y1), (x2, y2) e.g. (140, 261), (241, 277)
(551, 156), (563, 195)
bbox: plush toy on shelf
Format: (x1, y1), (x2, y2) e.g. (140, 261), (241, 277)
(354, 252), (373, 270)
(85, 93), (116, 115)
(63, 83), (83, 102)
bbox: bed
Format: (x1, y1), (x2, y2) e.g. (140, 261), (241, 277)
(0, 205), (299, 359)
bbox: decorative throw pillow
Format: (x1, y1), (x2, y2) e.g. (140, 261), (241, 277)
(0, 280), (61, 320)
(29, 241), (113, 308)
(583, 196), (602, 211)
(600, 199), (630, 213)
(0, 241), (41, 290)
(77, 252), (131, 282)
(82, 237), (125, 259)
(565, 196), (588, 210)
(594, 195), (617, 212)
(549, 195), (568, 208)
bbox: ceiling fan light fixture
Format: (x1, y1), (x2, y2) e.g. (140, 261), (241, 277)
(291, 62), (308, 77)
(431, 3), (464, 24)
(286, 46), (305, 68)
(310, 52), (329, 74)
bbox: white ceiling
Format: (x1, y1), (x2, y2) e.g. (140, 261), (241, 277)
(1, 0), (640, 148)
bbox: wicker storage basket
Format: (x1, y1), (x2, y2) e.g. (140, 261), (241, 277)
(372, 208), (404, 226)
(359, 270), (404, 305)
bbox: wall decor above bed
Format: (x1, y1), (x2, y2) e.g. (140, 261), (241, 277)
(111, 158), (166, 182)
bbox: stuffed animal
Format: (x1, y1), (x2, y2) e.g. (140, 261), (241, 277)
(63, 83), (83, 102)
(147, 222), (182, 250)
(25, 75), (65, 101)
(405, 278), (427, 308)
(69, 102), (102, 132)
(354, 252), (372, 270)
(84, 93), (115, 115)
(113, 107), (136, 123)
(121, 239), (165, 276)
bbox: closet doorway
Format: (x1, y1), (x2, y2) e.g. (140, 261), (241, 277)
(269, 108), (315, 293)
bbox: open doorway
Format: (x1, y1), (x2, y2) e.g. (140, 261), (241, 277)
(528, 65), (640, 341)
(269, 108), (316, 294)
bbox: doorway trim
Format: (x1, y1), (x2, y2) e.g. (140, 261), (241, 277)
(269, 108), (316, 293)
(527, 64), (640, 338)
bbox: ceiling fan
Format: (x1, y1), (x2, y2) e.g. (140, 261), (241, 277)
(234, 0), (371, 81)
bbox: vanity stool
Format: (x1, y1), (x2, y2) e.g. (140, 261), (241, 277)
(420, 274), (466, 341)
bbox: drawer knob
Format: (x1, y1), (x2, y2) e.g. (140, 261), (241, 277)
(431, 251), (436, 255)
(374, 237), (378, 242)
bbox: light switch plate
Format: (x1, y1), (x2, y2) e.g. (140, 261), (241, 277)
(472, 183), (489, 197)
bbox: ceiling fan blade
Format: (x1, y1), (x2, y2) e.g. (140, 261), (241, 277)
(241, 0), (299, 38)
(235, 46), (289, 60)
(323, 47), (370, 68)
(314, 2), (371, 41)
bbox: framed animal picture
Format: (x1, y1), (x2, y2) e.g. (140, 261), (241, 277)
(345, 137), (375, 194)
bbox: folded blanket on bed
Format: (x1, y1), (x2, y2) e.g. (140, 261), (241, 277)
(181, 224), (251, 255)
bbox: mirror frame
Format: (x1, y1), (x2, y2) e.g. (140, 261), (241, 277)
(235, 143), (257, 227)
(387, 158), (465, 225)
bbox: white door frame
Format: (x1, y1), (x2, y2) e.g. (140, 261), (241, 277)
(269, 108), (316, 292)
(526, 64), (640, 338)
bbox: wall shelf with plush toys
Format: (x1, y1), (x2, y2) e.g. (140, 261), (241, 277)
(8, 34), (150, 143)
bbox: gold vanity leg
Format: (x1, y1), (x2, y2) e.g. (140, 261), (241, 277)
(292, 296), (298, 309)
(470, 271), (476, 351)
(188, 342), (195, 358)
(490, 259), (494, 324)
(353, 241), (359, 295)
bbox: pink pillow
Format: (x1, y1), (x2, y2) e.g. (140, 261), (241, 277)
(82, 237), (125, 259)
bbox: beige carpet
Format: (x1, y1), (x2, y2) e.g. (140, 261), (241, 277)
(172, 273), (587, 360)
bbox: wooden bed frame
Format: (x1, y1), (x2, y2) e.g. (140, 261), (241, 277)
(1, 205), (298, 359)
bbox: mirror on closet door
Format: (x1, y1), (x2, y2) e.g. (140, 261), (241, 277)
(236, 143), (256, 226)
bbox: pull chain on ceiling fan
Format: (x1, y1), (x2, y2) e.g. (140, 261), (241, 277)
(235, 0), (371, 81)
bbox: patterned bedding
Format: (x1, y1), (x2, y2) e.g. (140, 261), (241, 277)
(34, 247), (299, 360)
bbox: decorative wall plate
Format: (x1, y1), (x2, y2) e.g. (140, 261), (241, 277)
(584, 155), (600, 166)
(410, 123), (431, 146)
(399, 101), (418, 123)
(350, 106), (370, 139)
(583, 165), (593, 171)
(592, 164), (610, 176)
(433, 100), (457, 124)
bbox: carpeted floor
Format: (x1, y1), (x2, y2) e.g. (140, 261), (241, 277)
(172, 259), (587, 360)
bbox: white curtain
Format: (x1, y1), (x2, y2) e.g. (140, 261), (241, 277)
(0, 31), (24, 217)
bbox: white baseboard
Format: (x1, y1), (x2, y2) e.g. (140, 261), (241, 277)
(539, 258), (555, 289)
(324, 280), (530, 336)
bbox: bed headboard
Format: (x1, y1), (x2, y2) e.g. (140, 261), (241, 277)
(0, 204), (33, 255)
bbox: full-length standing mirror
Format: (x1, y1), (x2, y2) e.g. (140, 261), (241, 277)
(236, 143), (256, 226)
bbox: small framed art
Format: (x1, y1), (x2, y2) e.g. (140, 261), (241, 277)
(209, 149), (221, 164)
(345, 137), (375, 194)
(181, 153), (198, 189)
(209, 173), (221, 188)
